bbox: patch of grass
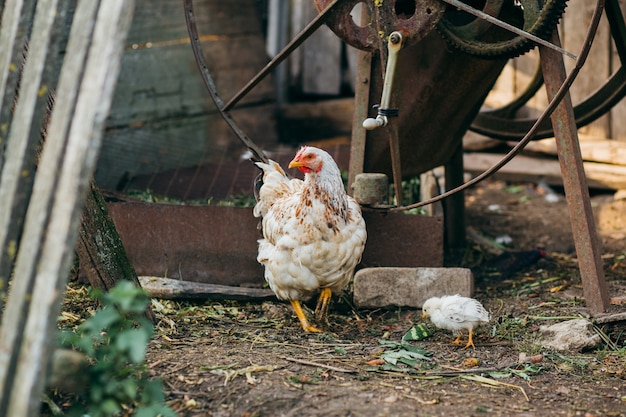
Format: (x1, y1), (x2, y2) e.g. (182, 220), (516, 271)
(125, 188), (256, 207)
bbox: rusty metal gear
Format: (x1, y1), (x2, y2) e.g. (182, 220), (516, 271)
(437, 0), (568, 58)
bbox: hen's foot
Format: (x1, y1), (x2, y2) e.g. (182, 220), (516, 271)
(314, 287), (332, 323)
(462, 329), (476, 350)
(290, 300), (322, 333)
(451, 333), (464, 345)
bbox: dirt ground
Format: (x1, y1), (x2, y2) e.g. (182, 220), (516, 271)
(48, 175), (626, 417)
(129, 178), (625, 417)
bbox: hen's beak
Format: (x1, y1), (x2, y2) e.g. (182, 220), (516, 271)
(288, 159), (306, 169)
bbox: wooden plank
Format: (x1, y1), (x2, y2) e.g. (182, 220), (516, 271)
(99, 0), (277, 190)
(464, 151), (626, 190)
(76, 181), (154, 323)
(291, 0), (342, 95)
(0, 0), (27, 116)
(138, 276), (276, 300)
(521, 136), (626, 165)
(0, 1), (134, 415)
(0, 0), (63, 410)
(98, 103), (277, 189)
(0, 0), (51, 307)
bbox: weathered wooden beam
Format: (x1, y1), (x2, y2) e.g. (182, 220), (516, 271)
(521, 136), (626, 166)
(0, 0), (52, 317)
(138, 276), (276, 301)
(77, 181), (155, 322)
(463, 152), (626, 190)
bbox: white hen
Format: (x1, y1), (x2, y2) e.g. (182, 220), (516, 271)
(254, 146), (367, 332)
(421, 295), (491, 349)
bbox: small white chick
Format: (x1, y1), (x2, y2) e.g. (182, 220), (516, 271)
(421, 295), (491, 349)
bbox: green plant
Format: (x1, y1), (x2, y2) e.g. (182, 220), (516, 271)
(58, 281), (174, 417)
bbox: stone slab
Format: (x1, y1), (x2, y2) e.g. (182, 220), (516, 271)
(353, 267), (474, 309)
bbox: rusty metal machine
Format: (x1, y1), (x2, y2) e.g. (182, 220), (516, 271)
(184, 0), (626, 313)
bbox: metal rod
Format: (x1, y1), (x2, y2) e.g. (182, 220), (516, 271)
(439, 0), (578, 60)
(540, 29), (609, 313)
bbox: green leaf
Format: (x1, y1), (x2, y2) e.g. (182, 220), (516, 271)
(488, 371), (513, 379)
(120, 378), (139, 401)
(81, 306), (120, 334)
(103, 280), (149, 314)
(381, 348), (431, 365)
(115, 328), (150, 363)
(94, 398), (121, 417)
(140, 379), (167, 404)
(334, 347), (348, 355)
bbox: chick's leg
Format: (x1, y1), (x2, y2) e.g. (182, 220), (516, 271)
(451, 332), (464, 345)
(463, 329), (476, 350)
(314, 287), (332, 323)
(290, 300), (322, 333)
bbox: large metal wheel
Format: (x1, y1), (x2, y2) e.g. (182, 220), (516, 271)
(469, 0), (626, 140)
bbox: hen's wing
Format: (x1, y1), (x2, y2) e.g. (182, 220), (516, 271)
(440, 295), (490, 325)
(444, 295), (490, 324)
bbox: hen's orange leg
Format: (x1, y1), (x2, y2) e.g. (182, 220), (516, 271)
(314, 287), (332, 323)
(463, 329), (476, 350)
(290, 300), (322, 333)
(451, 333), (464, 345)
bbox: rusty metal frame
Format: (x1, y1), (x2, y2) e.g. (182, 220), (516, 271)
(183, 0), (610, 312)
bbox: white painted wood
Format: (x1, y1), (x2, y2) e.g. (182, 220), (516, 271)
(0, 0), (135, 414)
(0, 0), (57, 297)
(0, 0), (25, 116)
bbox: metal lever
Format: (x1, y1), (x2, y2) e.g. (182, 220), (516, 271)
(363, 31), (404, 130)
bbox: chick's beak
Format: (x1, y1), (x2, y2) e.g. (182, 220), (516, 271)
(421, 312), (428, 320)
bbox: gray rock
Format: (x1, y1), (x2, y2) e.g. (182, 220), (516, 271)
(538, 319), (601, 351)
(352, 267), (474, 308)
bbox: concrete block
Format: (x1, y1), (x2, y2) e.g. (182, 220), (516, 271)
(353, 267), (474, 308)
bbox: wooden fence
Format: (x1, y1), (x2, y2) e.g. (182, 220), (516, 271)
(0, 0), (134, 415)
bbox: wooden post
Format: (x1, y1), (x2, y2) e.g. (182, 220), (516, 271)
(77, 181), (155, 322)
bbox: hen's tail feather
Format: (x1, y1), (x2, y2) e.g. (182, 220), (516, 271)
(253, 160), (302, 218)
